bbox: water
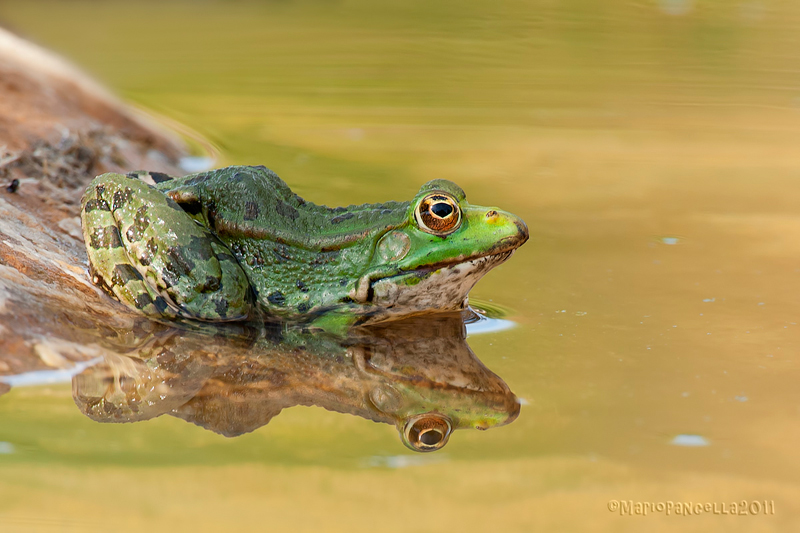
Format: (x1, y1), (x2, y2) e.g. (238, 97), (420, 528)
(1, 0), (800, 531)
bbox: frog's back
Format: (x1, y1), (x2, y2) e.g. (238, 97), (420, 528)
(158, 166), (408, 251)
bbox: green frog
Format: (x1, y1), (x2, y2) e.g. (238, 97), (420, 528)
(80, 165), (528, 330)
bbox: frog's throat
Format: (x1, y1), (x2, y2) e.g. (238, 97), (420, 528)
(349, 248), (516, 304)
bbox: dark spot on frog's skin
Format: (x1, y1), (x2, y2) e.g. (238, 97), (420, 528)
(153, 296), (169, 314)
(330, 212), (355, 224)
(168, 247), (196, 274)
(339, 278), (348, 286)
(139, 252), (151, 266)
(231, 172), (246, 183)
(112, 188), (132, 211)
(340, 296), (353, 304)
(84, 198), (110, 212)
(186, 236), (213, 262)
(215, 298), (229, 317)
(293, 194), (306, 206)
(90, 226), (123, 249)
(89, 265), (114, 297)
(134, 292), (153, 310)
(111, 264), (142, 286)
(275, 200), (299, 221)
(4, 179), (19, 193)
(297, 302), (310, 313)
(202, 276), (221, 292)
(381, 209), (393, 215)
(150, 172), (173, 184)
(125, 206), (151, 242)
(94, 184), (106, 197)
(332, 207), (346, 214)
(146, 238), (158, 257)
(161, 246), (196, 287)
(244, 201), (260, 221)
(296, 280), (309, 293)
(267, 291), (286, 306)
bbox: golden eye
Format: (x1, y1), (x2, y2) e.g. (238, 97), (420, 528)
(403, 413), (452, 452)
(415, 193), (461, 235)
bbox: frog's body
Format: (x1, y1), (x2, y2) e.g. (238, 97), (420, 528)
(81, 165), (528, 329)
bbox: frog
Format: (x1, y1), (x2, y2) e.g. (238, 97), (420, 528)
(80, 165), (528, 330)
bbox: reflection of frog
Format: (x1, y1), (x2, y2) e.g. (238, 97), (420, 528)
(72, 313), (519, 452)
(80, 166), (528, 329)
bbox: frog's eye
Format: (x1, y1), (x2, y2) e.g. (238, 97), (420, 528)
(402, 413), (452, 452)
(415, 193), (461, 235)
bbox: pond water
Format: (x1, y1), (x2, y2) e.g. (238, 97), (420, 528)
(1, 1), (799, 531)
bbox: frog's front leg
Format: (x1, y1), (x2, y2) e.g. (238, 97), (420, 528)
(80, 173), (253, 321)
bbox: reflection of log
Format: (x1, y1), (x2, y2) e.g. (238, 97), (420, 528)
(0, 28), (190, 374)
(0, 383), (9, 398)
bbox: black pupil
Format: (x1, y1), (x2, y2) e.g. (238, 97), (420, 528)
(419, 429), (443, 445)
(430, 202), (453, 218)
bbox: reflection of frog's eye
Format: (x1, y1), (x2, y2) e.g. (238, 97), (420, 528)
(415, 193), (461, 235)
(402, 413), (452, 452)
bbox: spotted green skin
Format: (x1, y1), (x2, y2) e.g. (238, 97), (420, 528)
(80, 165), (528, 328)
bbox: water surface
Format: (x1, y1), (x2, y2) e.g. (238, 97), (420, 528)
(1, 1), (799, 531)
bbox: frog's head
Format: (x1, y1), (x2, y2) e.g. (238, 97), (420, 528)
(353, 314), (521, 452)
(367, 380), (521, 453)
(356, 180), (528, 317)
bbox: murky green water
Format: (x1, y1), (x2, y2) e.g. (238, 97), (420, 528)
(2, 1), (800, 531)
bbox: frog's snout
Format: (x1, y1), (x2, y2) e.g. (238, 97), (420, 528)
(482, 207), (529, 251)
(513, 216), (530, 245)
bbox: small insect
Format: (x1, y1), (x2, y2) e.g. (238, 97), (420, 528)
(5, 179), (19, 193)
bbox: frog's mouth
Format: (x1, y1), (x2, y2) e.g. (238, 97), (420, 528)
(401, 248), (516, 277)
(367, 249), (517, 314)
(350, 223), (528, 307)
